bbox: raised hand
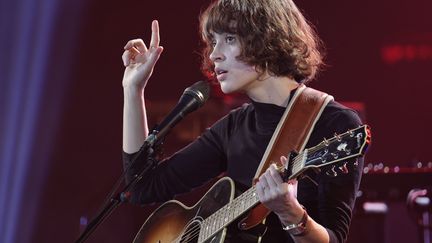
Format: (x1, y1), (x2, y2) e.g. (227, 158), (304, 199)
(122, 20), (163, 90)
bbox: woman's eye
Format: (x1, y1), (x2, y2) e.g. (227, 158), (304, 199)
(226, 36), (235, 43)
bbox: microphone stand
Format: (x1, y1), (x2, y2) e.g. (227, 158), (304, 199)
(74, 138), (159, 243)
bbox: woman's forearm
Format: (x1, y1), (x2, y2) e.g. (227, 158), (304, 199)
(123, 86), (148, 153)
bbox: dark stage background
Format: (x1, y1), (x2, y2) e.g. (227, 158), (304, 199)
(1, 0), (431, 243)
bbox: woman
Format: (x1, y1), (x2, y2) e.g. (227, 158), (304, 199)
(121, 0), (363, 242)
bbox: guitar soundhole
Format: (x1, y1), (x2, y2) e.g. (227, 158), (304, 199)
(179, 220), (201, 243)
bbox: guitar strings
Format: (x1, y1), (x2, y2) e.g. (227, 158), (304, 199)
(171, 223), (205, 243)
(172, 224), (199, 243)
(168, 208), (231, 243)
(173, 222), (220, 243)
(171, 188), (260, 243)
(292, 141), (325, 170)
(291, 143), (328, 174)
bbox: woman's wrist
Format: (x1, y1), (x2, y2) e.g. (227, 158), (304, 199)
(281, 205), (308, 236)
(276, 202), (305, 226)
(123, 84), (144, 97)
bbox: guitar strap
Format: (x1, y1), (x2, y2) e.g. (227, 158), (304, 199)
(253, 84), (334, 180)
(240, 84), (333, 230)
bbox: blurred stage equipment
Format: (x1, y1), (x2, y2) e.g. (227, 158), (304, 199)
(407, 188), (432, 243)
(349, 163), (432, 243)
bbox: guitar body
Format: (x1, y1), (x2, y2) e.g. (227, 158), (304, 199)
(133, 177), (235, 243)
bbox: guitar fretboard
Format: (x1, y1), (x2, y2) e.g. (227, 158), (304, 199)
(198, 186), (258, 242)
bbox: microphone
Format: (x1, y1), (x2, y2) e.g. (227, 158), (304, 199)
(146, 81), (210, 146)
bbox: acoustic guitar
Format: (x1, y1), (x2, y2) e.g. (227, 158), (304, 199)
(133, 125), (371, 243)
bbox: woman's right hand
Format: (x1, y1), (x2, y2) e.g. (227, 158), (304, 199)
(122, 20), (163, 90)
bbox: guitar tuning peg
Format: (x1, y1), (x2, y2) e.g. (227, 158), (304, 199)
(326, 165), (338, 177)
(353, 159), (359, 168)
(334, 132), (342, 141)
(331, 152), (339, 159)
(323, 137), (329, 146)
(339, 162), (349, 174)
(344, 148), (351, 155)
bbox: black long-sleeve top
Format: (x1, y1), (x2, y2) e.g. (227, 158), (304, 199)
(123, 96), (364, 243)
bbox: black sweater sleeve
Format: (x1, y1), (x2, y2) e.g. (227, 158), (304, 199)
(122, 110), (239, 205)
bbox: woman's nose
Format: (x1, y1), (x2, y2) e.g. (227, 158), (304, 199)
(209, 44), (225, 62)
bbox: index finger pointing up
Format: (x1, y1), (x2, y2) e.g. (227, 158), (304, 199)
(150, 20), (160, 48)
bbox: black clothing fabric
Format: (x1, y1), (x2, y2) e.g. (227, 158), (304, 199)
(123, 95), (363, 243)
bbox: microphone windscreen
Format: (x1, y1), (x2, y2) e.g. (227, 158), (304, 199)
(183, 81), (211, 106)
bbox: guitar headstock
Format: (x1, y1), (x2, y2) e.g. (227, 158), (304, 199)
(302, 125), (371, 171)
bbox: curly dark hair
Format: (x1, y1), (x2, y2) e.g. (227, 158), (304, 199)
(199, 0), (324, 83)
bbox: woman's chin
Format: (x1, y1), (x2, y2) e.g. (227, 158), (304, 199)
(220, 84), (235, 94)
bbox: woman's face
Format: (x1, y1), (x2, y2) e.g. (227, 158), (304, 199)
(209, 32), (261, 94)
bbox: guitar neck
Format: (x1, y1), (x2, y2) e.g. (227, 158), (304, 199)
(199, 186), (259, 242)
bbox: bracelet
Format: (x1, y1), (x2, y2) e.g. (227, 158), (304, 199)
(281, 205), (308, 236)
